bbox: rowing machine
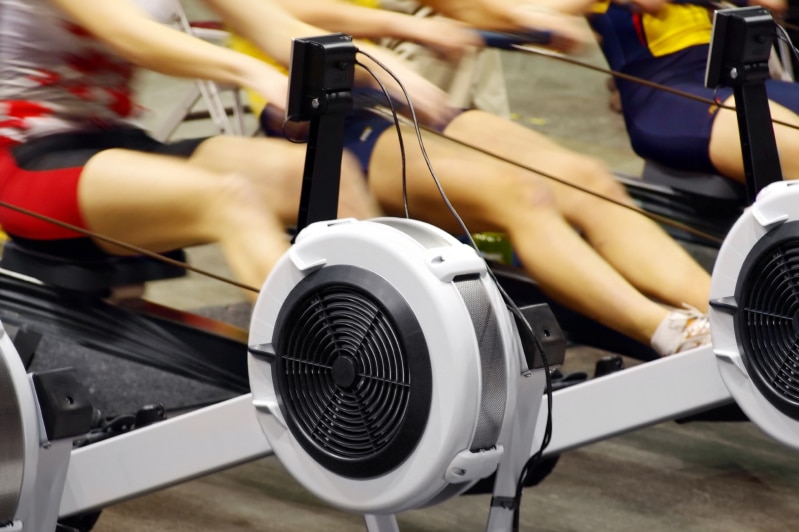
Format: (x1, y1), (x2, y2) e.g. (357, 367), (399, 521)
(4, 9), (799, 531)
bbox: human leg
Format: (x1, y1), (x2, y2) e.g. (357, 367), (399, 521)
(366, 121), (678, 347)
(710, 92), (799, 181)
(442, 110), (711, 313)
(77, 148), (289, 298)
(186, 130), (381, 224)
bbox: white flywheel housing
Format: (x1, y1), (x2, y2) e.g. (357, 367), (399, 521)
(710, 181), (799, 449)
(248, 218), (524, 514)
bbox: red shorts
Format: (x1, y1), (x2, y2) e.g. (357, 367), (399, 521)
(0, 129), (205, 242)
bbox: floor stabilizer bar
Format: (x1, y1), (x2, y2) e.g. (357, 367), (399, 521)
(534, 345), (732, 456)
(59, 394), (272, 518)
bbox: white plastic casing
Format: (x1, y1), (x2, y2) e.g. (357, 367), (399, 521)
(710, 181), (799, 449)
(248, 218), (522, 513)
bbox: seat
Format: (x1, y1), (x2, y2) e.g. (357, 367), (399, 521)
(0, 240), (187, 297)
(641, 159), (747, 205)
(616, 160), (746, 247)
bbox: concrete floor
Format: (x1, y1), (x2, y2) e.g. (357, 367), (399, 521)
(76, 5), (799, 532)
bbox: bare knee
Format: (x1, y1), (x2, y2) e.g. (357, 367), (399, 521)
(556, 157), (630, 213)
(569, 157), (625, 197)
(502, 169), (559, 218)
(201, 172), (289, 292)
(338, 153), (380, 219)
(206, 173), (280, 236)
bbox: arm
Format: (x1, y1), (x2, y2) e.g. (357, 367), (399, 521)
(748, 0), (787, 13)
(272, 0), (482, 58)
(422, 0), (592, 16)
(277, 0), (591, 53)
(49, 0), (291, 110)
(209, 0), (458, 127)
(402, 0), (594, 52)
(202, 0), (344, 67)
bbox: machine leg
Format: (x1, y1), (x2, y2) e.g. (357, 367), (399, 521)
(363, 513), (399, 532)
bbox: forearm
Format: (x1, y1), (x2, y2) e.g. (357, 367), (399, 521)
(204, 0), (334, 67)
(272, 0), (480, 59)
(411, 0), (595, 51)
(420, 0), (595, 19)
(50, 0), (283, 91)
(274, 0), (436, 42)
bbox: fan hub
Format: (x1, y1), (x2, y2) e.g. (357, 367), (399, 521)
(332, 355), (358, 389)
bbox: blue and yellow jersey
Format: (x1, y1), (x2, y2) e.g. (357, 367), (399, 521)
(588, 1), (713, 73)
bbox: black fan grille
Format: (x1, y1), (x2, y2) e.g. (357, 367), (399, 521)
(736, 222), (799, 419)
(281, 287), (409, 456)
(274, 266), (431, 478)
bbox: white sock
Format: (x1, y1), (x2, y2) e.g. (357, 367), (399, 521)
(650, 308), (710, 357)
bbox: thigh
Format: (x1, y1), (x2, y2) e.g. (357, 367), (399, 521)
(189, 133), (377, 222)
(710, 86), (799, 181)
(367, 120), (555, 233)
(187, 135), (323, 220)
(77, 147), (263, 254)
(0, 129), (209, 242)
(441, 109), (627, 226)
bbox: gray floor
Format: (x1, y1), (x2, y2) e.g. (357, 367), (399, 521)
(80, 9), (799, 532)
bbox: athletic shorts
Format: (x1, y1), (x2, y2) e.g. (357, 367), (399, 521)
(0, 128), (205, 255)
(342, 89), (463, 173)
(617, 45), (799, 174)
(342, 109), (396, 173)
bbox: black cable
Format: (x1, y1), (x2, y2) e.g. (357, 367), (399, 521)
(504, 292), (554, 532)
(512, 42), (799, 133)
(356, 49), (473, 236)
(354, 58), (411, 217)
(361, 105), (724, 245)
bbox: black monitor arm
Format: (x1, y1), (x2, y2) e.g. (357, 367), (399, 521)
(286, 34), (358, 235)
(706, 6), (783, 202)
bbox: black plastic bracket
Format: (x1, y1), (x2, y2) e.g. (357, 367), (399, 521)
(287, 34), (357, 235)
(706, 6), (783, 200)
(515, 303), (566, 370)
(32, 368), (93, 441)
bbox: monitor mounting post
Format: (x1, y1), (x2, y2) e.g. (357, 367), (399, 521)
(705, 6), (782, 201)
(286, 34), (357, 235)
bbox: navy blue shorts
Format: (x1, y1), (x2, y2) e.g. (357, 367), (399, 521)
(342, 109), (396, 173)
(261, 89), (394, 173)
(618, 45), (799, 174)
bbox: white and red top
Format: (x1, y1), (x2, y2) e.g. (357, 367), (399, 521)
(0, 0), (172, 146)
